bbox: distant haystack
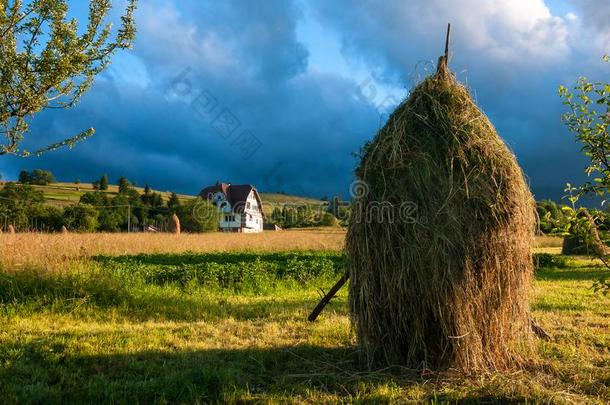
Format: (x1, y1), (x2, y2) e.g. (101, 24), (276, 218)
(7, 225), (15, 234)
(61, 226), (69, 234)
(169, 214), (181, 234)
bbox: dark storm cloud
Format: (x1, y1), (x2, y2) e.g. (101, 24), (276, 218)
(0, 0), (378, 197)
(2, 68), (377, 196)
(307, 0), (608, 200)
(1, 0), (607, 201)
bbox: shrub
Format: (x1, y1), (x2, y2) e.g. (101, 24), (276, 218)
(63, 204), (99, 232)
(533, 253), (569, 270)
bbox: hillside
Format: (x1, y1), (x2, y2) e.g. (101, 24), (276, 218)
(23, 182), (192, 208)
(5, 182), (326, 215)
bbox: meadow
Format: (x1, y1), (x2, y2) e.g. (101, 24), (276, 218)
(0, 232), (609, 403)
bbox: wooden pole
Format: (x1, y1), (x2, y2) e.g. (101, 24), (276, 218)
(445, 23), (451, 61)
(437, 23), (451, 73)
(308, 271), (349, 322)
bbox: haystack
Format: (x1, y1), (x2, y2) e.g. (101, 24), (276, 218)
(61, 225), (69, 234)
(168, 213), (181, 234)
(7, 224), (15, 234)
(347, 31), (535, 372)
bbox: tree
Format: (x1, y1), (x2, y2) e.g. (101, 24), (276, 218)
(559, 55), (610, 200)
(99, 174), (109, 191)
(328, 196), (342, 217)
(118, 177), (131, 194)
(29, 169), (54, 185)
(30, 204), (63, 231)
(0, 0), (137, 156)
(144, 184), (151, 195)
(559, 55), (610, 292)
(80, 191), (109, 206)
(320, 212), (339, 227)
(63, 204), (99, 232)
(0, 182), (45, 230)
(176, 198), (218, 233)
(18, 170), (30, 184)
(167, 192), (180, 213)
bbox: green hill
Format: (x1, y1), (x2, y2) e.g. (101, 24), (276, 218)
(2, 182), (326, 216)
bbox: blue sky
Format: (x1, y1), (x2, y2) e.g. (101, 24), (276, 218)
(1, 0), (609, 200)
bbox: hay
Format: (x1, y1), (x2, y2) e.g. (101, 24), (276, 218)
(61, 226), (69, 234)
(347, 54), (536, 372)
(169, 214), (181, 234)
(7, 225), (15, 234)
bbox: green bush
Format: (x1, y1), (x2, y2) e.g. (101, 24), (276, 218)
(533, 253), (569, 270)
(63, 204), (99, 232)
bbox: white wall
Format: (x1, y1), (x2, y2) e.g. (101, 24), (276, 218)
(217, 190), (264, 233)
(220, 213), (241, 230)
(243, 191), (263, 232)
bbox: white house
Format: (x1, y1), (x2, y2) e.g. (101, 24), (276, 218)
(199, 183), (264, 233)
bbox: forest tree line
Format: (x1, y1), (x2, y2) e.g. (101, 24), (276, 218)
(0, 172), (217, 233)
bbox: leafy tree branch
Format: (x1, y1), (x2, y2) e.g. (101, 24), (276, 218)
(0, 0), (137, 156)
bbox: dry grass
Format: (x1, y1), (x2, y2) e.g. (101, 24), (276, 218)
(0, 231), (560, 270)
(0, 229), (346, 269)
(535, 235), (563, 248)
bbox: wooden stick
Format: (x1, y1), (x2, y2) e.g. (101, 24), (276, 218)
(308, 271), (349, 322)
(445, 23), (451, 61)
(529, 318), (551, 341)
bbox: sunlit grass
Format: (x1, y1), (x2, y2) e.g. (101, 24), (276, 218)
(0, 230), (346, 269)
(0, 235), (608, 403)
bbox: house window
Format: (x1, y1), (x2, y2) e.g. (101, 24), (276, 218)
(247, 202), (251, 209)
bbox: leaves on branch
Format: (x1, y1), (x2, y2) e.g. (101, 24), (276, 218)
(0, 0), (137, 156)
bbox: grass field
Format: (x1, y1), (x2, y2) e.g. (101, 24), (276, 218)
(1, 232), (608, 403)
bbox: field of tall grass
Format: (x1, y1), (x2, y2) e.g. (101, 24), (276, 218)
(1, 231), (608, 403)
(0, 229), (346, 269)
(0, 231), (559, 268)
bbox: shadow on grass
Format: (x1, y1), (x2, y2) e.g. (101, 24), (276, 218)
(122, 293), (347, 322)
(535, 267), (608, 282)
(0, 341), (530, 404)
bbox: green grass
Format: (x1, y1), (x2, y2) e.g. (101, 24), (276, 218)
(1, 253), (609, 403)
